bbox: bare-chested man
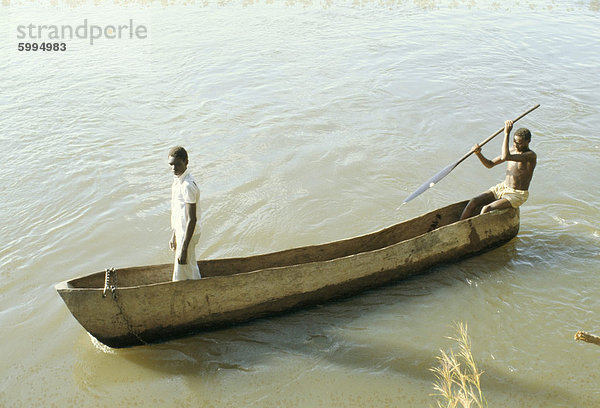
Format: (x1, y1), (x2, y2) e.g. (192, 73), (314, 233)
(459, 120), (537, 220)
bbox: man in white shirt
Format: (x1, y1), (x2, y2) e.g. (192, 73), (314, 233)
(168, 146), (201, 281)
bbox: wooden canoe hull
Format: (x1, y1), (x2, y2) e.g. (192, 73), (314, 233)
(56, 201), (519, 348)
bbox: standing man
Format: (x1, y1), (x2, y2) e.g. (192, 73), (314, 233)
(460, 120), (537, 220)
(168, 146), (201, 280)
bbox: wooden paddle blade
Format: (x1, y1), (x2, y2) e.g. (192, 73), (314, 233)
(403, 161), (458, 203)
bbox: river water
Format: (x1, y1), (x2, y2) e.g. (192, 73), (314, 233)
(1, 1), (599, 406)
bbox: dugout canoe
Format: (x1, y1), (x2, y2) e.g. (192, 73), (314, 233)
(56, 200), (519, 348)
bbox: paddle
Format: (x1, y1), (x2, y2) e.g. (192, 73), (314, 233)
(402, 104), (540, 204)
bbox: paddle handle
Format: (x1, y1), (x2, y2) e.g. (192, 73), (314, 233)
(455, 104), (540, 167)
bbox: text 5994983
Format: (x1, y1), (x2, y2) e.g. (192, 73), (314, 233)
(18, 43), (67, 51)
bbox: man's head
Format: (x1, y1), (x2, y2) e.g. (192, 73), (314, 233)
(168, 146), (188, 176)
(513, 128), (531, 152)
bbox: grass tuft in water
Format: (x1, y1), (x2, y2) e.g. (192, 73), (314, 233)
(430, 322), (487, 408)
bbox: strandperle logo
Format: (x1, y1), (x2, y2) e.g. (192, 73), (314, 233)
(16, 19), (148, 45)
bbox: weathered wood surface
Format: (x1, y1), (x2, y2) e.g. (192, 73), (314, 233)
(56, 201), (520, 348)
(575, 331), (600, 346)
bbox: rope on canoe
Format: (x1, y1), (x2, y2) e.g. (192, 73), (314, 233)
(102, 267), (117, 300)
(102, 267), (148, 346)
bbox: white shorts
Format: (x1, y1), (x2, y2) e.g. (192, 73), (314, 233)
(173, 234), (201, 281)
(489, 182), (529, 208)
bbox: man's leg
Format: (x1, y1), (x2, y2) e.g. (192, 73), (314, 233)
(172, 250), (183, 281)
(172, 234), (201, 281)
(460, 191), (495, 220)
(481, 198), (512, 214)
(187, 234), (201, 279)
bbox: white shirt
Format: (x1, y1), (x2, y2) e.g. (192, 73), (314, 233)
(171, 169), (201, 236)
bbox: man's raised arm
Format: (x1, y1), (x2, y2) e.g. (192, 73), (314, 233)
(473, 144), (503, 169)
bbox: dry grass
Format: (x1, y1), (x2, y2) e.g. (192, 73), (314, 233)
(430, 322), (487, 408)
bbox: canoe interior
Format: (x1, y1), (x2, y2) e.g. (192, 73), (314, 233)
(66, 200), (479, 289)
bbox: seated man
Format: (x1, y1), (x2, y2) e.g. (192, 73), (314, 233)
(460, 120), (537, 220)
